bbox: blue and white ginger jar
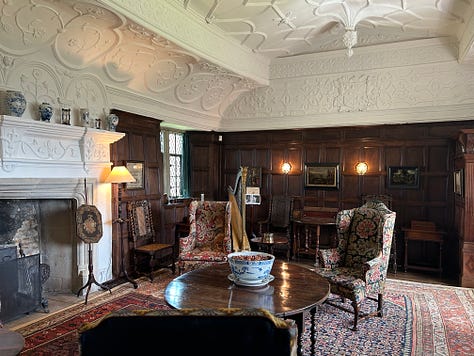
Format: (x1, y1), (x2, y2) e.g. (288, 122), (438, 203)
(107, 113), (119, 131)
(39, 102), (53, 122)
(1, 90), (27, 117)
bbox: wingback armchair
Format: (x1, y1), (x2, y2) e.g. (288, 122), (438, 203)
(316, 201), (396, 330)
(178, 201), (232, 275)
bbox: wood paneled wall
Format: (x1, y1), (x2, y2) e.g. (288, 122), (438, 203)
(188, 120), (474, 279)
(109, 109), (165, 278)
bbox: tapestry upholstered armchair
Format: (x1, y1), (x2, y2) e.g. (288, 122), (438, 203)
(315, 201), (396, 330)
(177, 200), (232, 275)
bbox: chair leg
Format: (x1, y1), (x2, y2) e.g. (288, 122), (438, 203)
(377, 293), (383, 317)
(148, 255), (155, 281)
(351, 300), (359, 331)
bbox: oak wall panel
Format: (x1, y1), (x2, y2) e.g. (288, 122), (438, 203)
(187, 120), (474, 280)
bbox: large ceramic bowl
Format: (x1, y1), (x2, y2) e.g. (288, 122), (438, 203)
(227, 251), (275, 283)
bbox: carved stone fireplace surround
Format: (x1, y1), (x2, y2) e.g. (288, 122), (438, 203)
(0, 115), (124, 293)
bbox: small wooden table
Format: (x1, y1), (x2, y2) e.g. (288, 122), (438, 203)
(293, 217), (336, 267)
(165, 260), (330, 356)
(250, 235), (290, 260)
(402, 220), (446, 275)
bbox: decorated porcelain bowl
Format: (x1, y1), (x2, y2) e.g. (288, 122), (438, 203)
(227, 251), (275, 283)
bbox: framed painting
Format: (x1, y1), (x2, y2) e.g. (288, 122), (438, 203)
(304, 163), (340, 189)
(125, 161), (144, 190)
(387, 166), (419, 189)
(454, 169), (463, 196)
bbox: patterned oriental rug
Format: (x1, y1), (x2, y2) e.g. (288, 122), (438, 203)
(12, 270), (474, 356)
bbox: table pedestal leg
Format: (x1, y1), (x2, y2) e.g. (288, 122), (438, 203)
(314, 225), (320, 267)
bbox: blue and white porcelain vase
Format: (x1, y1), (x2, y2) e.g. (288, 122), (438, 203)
(107, 113), (119, 131)
(2, 90), (27, 117)
(39, 102), (53, 122)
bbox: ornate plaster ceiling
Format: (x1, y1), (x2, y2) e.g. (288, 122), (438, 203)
(1, 1), (474, 131)
(183, 0), (473, 60)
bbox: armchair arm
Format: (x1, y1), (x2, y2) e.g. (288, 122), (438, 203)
(179, 234), (196, 254)
(363, 253), (385, 281)
(318, 248), (343, 269)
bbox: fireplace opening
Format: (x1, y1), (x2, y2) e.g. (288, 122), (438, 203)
(0, 199), (77, 295)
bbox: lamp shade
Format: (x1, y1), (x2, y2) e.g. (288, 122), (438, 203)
(105, 166), (136, 184)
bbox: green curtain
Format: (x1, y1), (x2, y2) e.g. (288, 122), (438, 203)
(182, 133), (191, 197)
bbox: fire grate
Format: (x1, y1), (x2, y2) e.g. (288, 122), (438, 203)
(0, 249), (45, 323)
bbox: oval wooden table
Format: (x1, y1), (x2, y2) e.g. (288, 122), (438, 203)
(165, 260), (330, 356)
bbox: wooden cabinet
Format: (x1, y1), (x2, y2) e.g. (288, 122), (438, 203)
(403, 220), (445, 275)
(162, 200), (191, 257)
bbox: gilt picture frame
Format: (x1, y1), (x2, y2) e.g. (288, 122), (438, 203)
(304, 162), (340, 189)
(387, 166), (419, 189)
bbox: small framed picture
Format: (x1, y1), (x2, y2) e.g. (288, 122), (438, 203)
(387, 166), (419, 189)
(304, 162), (340, 189)
(126, 161), (144, 190)
(454, 169), (463, 196)
(245, 194), (261, 205)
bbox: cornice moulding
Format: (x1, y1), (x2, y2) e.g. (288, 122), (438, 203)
(218, 104), (474, 132)
(97, 0), (270, 85)
(106, 85), (218, 131)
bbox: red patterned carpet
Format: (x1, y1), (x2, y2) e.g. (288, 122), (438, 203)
(12, 269), (474, 356)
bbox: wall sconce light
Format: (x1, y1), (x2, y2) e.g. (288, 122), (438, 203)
(355, 162), (368, 175)
(282, 162), (292, 174)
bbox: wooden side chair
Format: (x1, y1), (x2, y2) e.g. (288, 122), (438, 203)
(256, 195), (293, 261)
(127, 200), (175, 281)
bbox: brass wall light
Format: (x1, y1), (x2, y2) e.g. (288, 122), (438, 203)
(282, 162), (292, 174)
(355, 162), (368, 175)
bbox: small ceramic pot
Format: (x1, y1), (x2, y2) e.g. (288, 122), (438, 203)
(80, 108), (90, 127)
(1, 90), (27, 117)
(39, 102), (53, 122)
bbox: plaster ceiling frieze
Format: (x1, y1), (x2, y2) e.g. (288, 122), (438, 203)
(174, 61), (259, 113)
(224, 61), (474, 124)
(53, 2), (124, 71)
(270, 38), (458, 80)
(104, 22), (198, 86)
(105, 85), (222, 132)
(11, 61), (62, 120)
(97, 0), (270, 84)
(64, 74), (110, 121)
(0, 1), (62, 56)
(458, 11), (474, 63)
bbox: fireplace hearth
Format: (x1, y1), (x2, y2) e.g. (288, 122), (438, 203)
(0, 115), (125, 302)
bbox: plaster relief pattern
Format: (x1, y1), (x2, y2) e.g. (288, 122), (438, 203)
(53, 3), (123, 70)
(14, 62), (61, 119)
(270, 40), (458, 79)
(225, 62), (474, 119)
(64, 74), (109, 121)
(82, 136), (108, 163)
(0, 1), (62, 55)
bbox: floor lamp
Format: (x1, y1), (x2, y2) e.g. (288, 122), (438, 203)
(105, 166), (138, 289)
